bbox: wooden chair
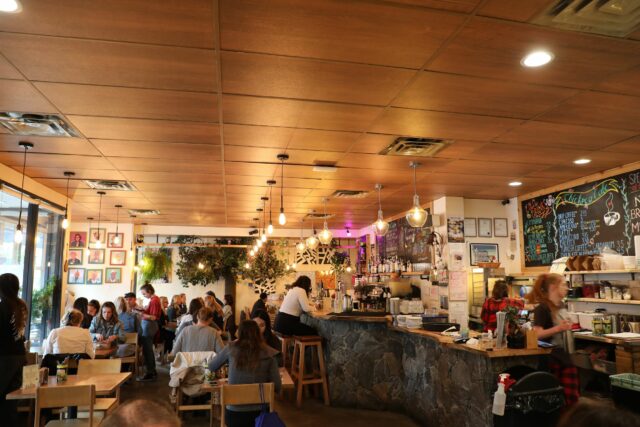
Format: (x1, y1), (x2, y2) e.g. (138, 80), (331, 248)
(76, 359), (122, 416)
(220, 383), (274, 427)
(35, 384), (96, 427)
(120, 333), (139, 377)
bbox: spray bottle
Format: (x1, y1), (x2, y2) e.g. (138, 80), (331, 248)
(492, 373), (510, 416)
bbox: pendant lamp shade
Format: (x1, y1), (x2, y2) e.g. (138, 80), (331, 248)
(62, 171), (74, 230)
(296, 219), (306, 252)
(277, 154), (288, 225)
(318, 198), (332, 245)
(406, 162), (427, 228)
(372, 184), (389, 236)
(306, 233), (319, 250)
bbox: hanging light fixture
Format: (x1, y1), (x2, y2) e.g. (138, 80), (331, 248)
(406, 162), (427, 228)
(94, 191), (106, 248)
(249, 249), (255, 257)
(372, 183), (389, 236)
(306, 216), (319, 250)
(113, 204), (123, 246)
(261, 197), (268, 242)
(14, 141), (33, 244)
(266, 180), (276, 235)
(318, 197), (333, 245)
(61, 171), (75, 230)
(277, 154), (289, 225)
(295, 219), (306, 252)
(256, 210), (264, 247)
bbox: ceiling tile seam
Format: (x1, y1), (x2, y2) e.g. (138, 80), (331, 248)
(221, 91), (388, 108)
(596, 134), (640, 151)
(27, 80), (219, 95)
(60, 114), (220, 125)
(83, 137), (222, 146)
(213, 0), (229, 226)
(362, 0), (475, 14)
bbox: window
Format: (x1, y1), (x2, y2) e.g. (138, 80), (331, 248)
(0, 190), (27, 284)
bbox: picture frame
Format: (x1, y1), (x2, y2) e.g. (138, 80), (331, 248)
(110, 250), (127, 266)
(67, 268), (85, 284)
(86, 269), (103, 285)
(469, 243), (499, 266)
(69, 231), (87, 248)
(478, 218), (492, 237)
(67, 249), (83, 266)
(105, 268), (122, 284)
(89, 228), (106, 245)
(447, 216), (464, 243)
(463, 218), (477, 238)
(88, 249), (105, 264)
(107, 232), (124, 248)
(494, 218), (508, 237)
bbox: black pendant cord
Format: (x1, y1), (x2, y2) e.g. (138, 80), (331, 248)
(17, 145), (28, 226)
(64, 175), (70, 216)
(280, 160), (284, 215)
(269, 185), (273, 225)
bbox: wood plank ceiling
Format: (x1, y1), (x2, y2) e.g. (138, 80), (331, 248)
(0, 0), (639, 229)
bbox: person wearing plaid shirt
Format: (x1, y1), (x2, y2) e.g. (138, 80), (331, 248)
(480, 280), (524, 332)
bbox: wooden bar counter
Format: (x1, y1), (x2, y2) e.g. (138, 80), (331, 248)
(303, 310), (551, 427)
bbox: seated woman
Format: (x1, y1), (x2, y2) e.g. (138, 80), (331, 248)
(166, 295), (181, 322)
(222, 294), (237, 340)
(480, 280), (524, 332)
(44, 309), (95, 358)
(171, 307), (225, 355)
(204, 294), (224, 330)
(73, 297), (92, 329)
(115, 296), (139, 357)
(252, 311), (282, 367)
(89, 301), (125, 348)
(274, 275), (316, 336)
(175, 298), (204, 337)
(208, 320), (281, 427)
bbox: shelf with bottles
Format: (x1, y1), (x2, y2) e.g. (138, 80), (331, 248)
(567, 298), (640, 305)
(362, 271), (428, 277)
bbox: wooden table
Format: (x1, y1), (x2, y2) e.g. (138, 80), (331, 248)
(6, 372), (131, 400)
(94, 346), (117, 359)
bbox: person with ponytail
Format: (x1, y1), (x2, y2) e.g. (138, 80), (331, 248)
(0, 273), (28, 425)
(528, 273), (578, 405)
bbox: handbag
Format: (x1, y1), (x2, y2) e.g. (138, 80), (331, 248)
(255, 383), (285, 427)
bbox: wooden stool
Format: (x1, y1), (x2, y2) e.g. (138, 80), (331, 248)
(290, 335), (329, 408)
(274, 332), (294, 371)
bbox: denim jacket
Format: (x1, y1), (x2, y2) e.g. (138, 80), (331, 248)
(89, 316), (125, 347)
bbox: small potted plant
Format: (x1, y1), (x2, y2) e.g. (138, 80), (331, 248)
(503, 305), (526, 349)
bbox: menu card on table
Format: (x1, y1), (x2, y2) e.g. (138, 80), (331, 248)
(22, 364), (39, 389)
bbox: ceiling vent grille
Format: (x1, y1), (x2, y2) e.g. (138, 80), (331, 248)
(531, 0), (640, 37)
(128, 209), (160, 216)
(0, 112), (80, 137)
(84, 180), (137, 191)
(331, 190), (369, 199)
(379, 137), (452, 157)
(304, 212), (335, 220)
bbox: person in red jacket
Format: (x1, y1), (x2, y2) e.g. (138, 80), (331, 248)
(136, 283), (162, 381)
(480, 280), (524, 332)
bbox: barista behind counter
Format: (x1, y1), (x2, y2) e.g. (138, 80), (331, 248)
(387, 273), (421, 298)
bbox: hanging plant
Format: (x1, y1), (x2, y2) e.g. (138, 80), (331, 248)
(244, 241), (291, 285)
(140, 248), (172, 283)
(329, 250), (350, 276)
(32, 276), (57, 319)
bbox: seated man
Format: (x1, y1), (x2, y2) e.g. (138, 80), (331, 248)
(171, 307), (225, 356)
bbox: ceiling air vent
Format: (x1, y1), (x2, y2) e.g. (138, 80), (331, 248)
(0, 112), (80, 137)
(531, 0), (640, 37)
(331, 190), (369, 199)
(84, 180), (137, 191)
(304, 212), (335, 220)
(379, 137), (452, 157)
(128, 209), (160, 216)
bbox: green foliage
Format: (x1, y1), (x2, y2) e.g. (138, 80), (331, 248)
(140, 248), (172, 283)
(502, 305), (524, 337)
(244, 241), (290, 283)
(32, 276), (57, 318)
(329, 240), (350, 276)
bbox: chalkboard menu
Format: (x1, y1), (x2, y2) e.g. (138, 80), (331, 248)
(522, 168), (640, 267)
(379, 217), (432, 263)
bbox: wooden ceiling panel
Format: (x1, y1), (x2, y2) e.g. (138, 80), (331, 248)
(0, 33), (217, 92)
(121, 171), (223, 184)
(91, 140), (222, 161)
(0, 79), (56, 113)
(221, 51), (415, 106)
(494, 121), (636, 149)
(433, 159), (546, 176)
(223, 124), (291, 149)
(226, 185), (311, 197)
(224, 162), (278, 177)
(69, 116), (220, 144)
(222, 95), (382, 132)
(220, 0), (463, 69)
(0, 0), (215, 48)
(26, 168), (125, 180)
(337, 154), (453, 171)
(133, 182), (224, 194)
(0, 56), (21, 79)
(382, 0), (480, 13)
(0, 135), (100, 156)
(349, 134), (396, 154)
(477, 0), (550, 22)
(108, 157), (222, 173)
(0, 152), (109, 169)
(393, 71), (577, 119)
(464, 142), (581, 166)
(287, 129), (359, 152)
(537, 91), (640, 132)
(428, 18), (640, 89)
(224, 146), (343, 165)
(36, 83), (219, 122)
(596, 66), (640, 97)
(371, 107), (521, 140)
(603, 137), (640, 155)
(225, 175), (320, 189)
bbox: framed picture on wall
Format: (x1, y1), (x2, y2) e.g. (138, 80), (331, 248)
(68, 268), (85, 284)
(494, 218), (508, 237)
(478, 218), (492, 237)
(469, 243), (499, 266)
(89, 228), (106, 245)
(107, 233), (124, 248)
(67, 249), (83, 266)
(105, 268), (122, 284)
(69, 231), (87, 248)
(110, 250), (126, 266)
(88, 249), (105, 264)
(463, 218), (477, 237)
(86, 269), (103, 285)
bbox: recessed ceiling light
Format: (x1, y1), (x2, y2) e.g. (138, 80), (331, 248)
(508, 181), (523, 187)
(573, 158), (591, 165)
(0, 0), (21, 13)
(521, 50), (554, 67)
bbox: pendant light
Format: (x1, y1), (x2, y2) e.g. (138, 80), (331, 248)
(266, 181), (275, 235)
(256, 210), (263, 248)
(318, 198), (333, 245)
(113, 204), (123, 246)
(94, 191), (106, 248)
(306, 216), (319, 250)
(252, 217), (260, 251)
(295, 219), (306, 252)
(406, 162), (427, 228)
(61, 171), (75, 229)
(260, 197), (268, 242)
(14, 141), (33, 244)
(277, 154), (289, 225)
(372, 183), (389, 236)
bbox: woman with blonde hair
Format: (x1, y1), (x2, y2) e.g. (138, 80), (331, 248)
(44, 309), (95, 358)
(528, 273), (578, 405)
(167, 295), (181, 322)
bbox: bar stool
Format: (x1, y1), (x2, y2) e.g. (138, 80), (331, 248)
(274, 331), (294, 371)
(290, 335), (330, 408)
